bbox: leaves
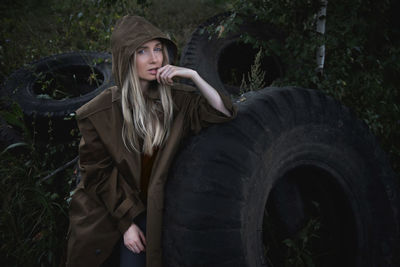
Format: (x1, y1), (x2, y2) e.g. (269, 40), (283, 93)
(1, 142), (28, 155)
(240, 47), (266, 93)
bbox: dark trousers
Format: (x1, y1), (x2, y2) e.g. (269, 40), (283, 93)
(101, 211), (147, 267)
(119, 211), (147, 267)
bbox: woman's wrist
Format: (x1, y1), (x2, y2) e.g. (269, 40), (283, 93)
(190, 69), (200, 83)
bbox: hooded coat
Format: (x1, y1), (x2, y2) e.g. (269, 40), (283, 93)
(66, 16), (237, 267)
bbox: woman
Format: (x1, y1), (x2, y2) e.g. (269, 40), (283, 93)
(66, 15), (237, 267)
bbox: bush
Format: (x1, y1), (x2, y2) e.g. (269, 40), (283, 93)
(0, 129), (79, 266)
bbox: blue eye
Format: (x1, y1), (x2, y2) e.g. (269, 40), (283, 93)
(137, 49), (145, 55)
(154, 47), (163, 52)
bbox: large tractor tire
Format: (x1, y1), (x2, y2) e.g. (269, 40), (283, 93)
(180, 13), (285, 97)
(163, 87), (400, 267)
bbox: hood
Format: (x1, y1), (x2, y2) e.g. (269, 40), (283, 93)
(111, 15), (178, 89)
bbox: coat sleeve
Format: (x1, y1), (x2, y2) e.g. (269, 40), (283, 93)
(77, 117), (145, 234)
(180, 87), (238, 134)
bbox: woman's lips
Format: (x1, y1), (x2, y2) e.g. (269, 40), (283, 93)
(148, 68), (158, 75)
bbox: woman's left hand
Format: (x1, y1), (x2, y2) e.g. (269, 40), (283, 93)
(156, 65), (196, 86)
(157, 64), (232, 117)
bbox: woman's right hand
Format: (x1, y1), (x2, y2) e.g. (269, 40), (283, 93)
(123, 223), (146, 253)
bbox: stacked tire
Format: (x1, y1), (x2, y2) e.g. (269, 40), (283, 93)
(2, 51), (113, 142)
(179, 13), (285, 96)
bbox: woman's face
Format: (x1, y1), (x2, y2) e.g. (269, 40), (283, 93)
(135, 39), (164, 88)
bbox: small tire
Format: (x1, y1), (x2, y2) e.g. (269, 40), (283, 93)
(163, 87), (400, 267)
(3, 51), (113, 141)
(180, 13), (285, 96)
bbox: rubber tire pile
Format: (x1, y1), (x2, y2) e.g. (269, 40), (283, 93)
(1, 13), (399, 267)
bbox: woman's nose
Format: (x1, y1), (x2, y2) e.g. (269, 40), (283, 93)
(149, 51), (159, 63)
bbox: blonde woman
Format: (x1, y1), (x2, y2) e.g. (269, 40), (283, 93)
(66, 15), (237, 267)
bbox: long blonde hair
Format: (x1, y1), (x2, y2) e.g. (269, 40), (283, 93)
(121, 46), (173, 155)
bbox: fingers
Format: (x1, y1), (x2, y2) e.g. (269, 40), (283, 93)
(156, 65), (196, 85)
(123, 223), (146, 254)
(157, 65), (175, 85)
(126, 243), (137, 253)
(125, 236), (145, 253)
(156, 65), (166, 84)
(128, 244), (141, 254)
(163, 68), (175, 84)
(139, 230), (147, 247)
(134, 237), (145, 252)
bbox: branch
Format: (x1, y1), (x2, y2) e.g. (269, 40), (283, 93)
(40, 155), (79, 182)
(316, 0), (328, 74)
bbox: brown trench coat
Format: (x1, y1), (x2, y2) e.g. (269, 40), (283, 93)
(66, 83), (237, 267)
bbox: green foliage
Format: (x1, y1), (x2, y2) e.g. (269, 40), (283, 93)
(282, 217), (321, 267)
(227, 0), (400, 175)
(0, 102), (28, 137)
(263, 201), (323, 267)
(0, 154), (69, 266)
(240, 47), (266, 93)
(0, 101), (79, 266)
(0, 145), (78, 266)
(0, 0), (229, 85)
(0, 0), (133, 83)
(33, 54), (105, 101)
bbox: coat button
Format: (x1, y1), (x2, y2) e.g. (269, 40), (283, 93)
(95, 249), (101, 255)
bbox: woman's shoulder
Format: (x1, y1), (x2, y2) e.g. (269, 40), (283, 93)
(75, 86), (120, 120)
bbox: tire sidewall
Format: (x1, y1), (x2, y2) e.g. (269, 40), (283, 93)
(4, 51), (113, 118)
(243, 125), (380, 266)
